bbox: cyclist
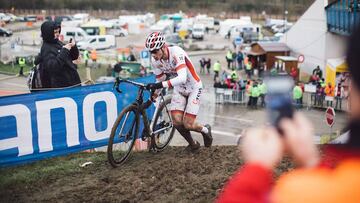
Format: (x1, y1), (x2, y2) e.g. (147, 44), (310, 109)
(145, 31), (213, 152)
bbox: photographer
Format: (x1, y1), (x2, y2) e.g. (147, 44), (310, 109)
(35, 21), (81, 88)
(217, 26), (360, 203)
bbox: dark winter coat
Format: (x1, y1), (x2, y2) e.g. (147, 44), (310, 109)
(35, 21), (81, 88)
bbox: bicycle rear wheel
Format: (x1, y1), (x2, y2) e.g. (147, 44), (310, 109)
(151, 97), (175, 151)
(108, 105), (139, 167)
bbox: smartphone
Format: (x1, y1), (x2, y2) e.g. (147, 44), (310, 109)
(264, 75), (294, 131)
(69, 38), (73, 43)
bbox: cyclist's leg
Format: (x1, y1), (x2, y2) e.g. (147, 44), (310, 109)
(170, 90), (197, 147)
(182, 87), (203, 132)
(182, 87), (213, 147)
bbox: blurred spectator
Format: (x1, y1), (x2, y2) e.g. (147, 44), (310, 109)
(18, 57), (25, 76)
(83, 49), (90, 67)
(217, 25), (360, 203)
(325, 82), (335, 107)
(232, 51), (237, 69)
(221, 70), (228, 82)
(244, 56), (249, 66)
(90, 48), (97, 68)
(249, 82), (259, 108)
(225, 29), (231, 39)
(320, 78), (326, 88)
(258, 80), (267, 107)
(313, 65), (323, 79)
(293, 82), (303, 109)
(339, 72), (347, 84)
(300, 82), (305, 105)
(245, 80), (252, 95)
(236, 51), (243, 70)
(230, 69), (238, 83)
(225, 75), (234, 88)
(309, 73), (320, 84)
(238, 78), (246, 91)
(34, 21), (81, 88)
(245, 61), (252, 79)
(214, 76), (222, 88)
(290, 67), (298, 81)
(199, 57), (205, 74)
(335, 83), (344, 110)
(213, 60), (221, 80)
(226, 50), (233, 69)
(205, 58), (211, 75)
(127, 52), (136, 62)
(315, 83), (325, 107)
(113, 60), (123, 77)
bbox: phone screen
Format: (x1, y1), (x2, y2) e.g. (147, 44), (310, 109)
(264, 76), (294, 130)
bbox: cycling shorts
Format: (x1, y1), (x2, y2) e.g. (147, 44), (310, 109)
(170, 86), (203, 117)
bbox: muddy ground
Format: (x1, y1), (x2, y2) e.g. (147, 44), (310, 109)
(0, 146), (295, 203)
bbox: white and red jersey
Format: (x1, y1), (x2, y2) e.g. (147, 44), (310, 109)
(152, 45), (202, 94)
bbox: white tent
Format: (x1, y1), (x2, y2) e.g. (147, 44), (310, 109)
(280, 0), (347, 75)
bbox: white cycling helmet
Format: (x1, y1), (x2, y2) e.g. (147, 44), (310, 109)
(145, 32), (165, 51)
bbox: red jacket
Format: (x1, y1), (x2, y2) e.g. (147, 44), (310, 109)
(216, 145), (360, 203)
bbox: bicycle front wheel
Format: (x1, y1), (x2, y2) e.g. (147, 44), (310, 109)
(107, 105), (139, 167)
(151, 97), (175, 151)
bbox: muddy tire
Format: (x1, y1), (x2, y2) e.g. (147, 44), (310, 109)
(151, 97), (175, 152)
(107, 105), (139, 167)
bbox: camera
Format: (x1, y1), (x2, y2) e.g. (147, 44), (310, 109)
(264, 75), (294, 131)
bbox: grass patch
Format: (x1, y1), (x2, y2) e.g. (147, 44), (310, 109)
(0, 151), (107, 189)
(0, 63), (32, 75)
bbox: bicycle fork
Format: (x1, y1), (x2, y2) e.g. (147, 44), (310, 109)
(140, 110), (157, 151)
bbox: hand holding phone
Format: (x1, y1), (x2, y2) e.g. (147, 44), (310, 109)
(64, 38), (75, 50)
(264, 75), (294, 133)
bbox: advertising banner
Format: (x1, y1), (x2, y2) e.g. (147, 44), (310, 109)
(0, 76), (155, 167)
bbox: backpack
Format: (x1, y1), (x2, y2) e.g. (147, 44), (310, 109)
(27, 63), (43, 92)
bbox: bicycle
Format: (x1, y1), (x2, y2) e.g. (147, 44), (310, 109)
(107, 77), (175, 167)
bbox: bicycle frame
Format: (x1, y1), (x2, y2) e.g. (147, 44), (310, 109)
(114, 78), (173, 142)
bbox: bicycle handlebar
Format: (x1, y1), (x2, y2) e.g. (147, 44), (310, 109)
(113, 77), (146, 93)
(113, 78), (155, 99)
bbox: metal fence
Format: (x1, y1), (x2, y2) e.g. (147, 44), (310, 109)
(215, 88), (247, 104)
(214, 88), (348, 111)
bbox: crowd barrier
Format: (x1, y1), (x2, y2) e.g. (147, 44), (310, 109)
(302, 92), (348, 111)
(214, 88), (348, 111)
(215, 88), (247, 104)
(0, 75), (155, 167)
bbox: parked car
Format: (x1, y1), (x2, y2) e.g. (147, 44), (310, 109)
(192, 24), (205, 40)
(60, 27), (90, 43)
(0, 27), (13, 37)
(24, 15), (37, 22)
(5, 13), (18, 22)
(108, 26), (128, 37)
(0, 13), (11, 23)
(240, 30), (259, 43)
(77, 35), (116, 50)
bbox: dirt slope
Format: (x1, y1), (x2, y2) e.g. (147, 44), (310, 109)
(0, 146), (294, 203)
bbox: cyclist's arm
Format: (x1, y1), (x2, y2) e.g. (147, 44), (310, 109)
(161, 65), (186, 88)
